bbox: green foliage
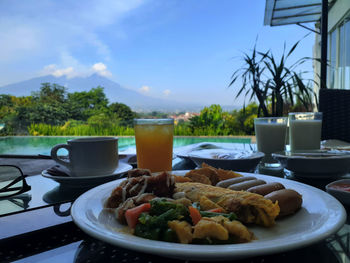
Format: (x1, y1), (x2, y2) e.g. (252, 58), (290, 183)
(174, 122), (192, 136)
(138, 111), (168, 119)
(28, 123), (134, 136)
(229, 44), (269, 117)
(230, 38), (316, 117)
(109, 102), (136, 126)
(1, 81), (260, 136)
(0, 83), (139, 135)
(187, 104), (257, 136)
(32, 83), (66, 104)
(189, 105), (227, 135)
(67, 86), (109, 120)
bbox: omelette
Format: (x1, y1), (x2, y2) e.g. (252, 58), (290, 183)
(175, 182), (280, 227)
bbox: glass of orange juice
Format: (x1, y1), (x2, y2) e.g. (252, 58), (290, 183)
(134, 118), (174, 172)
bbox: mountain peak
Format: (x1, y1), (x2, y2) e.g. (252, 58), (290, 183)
(0, 74), (204, 112)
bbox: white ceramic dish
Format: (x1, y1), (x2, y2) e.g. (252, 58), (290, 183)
(71, 171), (346, 261)
(272, 150), (350, 177)
(326, 179), (350, 206)
(175, 142), (254, 159)
(188, 149), (264, 172)
(42, 162), (132, 188)
(322, 139), (350, 150)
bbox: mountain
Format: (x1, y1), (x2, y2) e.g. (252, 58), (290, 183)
(0, 74), (207, 112)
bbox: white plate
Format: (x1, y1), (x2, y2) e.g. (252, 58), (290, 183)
(42, 162), (132, 188)
(71, 171), (346, 261)
(188, 148), (264, 172)
(272, 150), (350, 177)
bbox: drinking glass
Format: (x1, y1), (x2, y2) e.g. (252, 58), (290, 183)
(289, 112), (323, 152)
(254, 117), (288, 165)
(134, 119), (174, 172)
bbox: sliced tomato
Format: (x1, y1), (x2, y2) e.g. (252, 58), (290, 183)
(124, 203), (151, 228)
(207, 208), (223, 213)
(188, 206), (202, 225)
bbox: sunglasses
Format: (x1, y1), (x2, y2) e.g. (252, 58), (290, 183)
(0, 165), (31, 199)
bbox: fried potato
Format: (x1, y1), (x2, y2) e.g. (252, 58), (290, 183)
(168, 220), (193, 244)
(222, 218), (254, 242)
(193, 217), (229, 240)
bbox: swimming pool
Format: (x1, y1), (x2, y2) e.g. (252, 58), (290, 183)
(0, 136), (253, 156)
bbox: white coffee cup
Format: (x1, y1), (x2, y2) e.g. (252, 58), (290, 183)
(51, 137), (119, 177)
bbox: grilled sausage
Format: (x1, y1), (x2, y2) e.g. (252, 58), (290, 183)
(265, 189), (302, 217)
(247, 182), (285, 196)
(216, 176), (257, 188)
(228, 179), (266, 191)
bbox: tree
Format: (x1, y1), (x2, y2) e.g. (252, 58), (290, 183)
(32, 83), (67, 104)
(109, 102), (136, 126)
(67, 86), (109, 120)
(189, 104), (226, 135)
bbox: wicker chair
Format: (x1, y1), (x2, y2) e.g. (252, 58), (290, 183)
(318, 89), (350, 143)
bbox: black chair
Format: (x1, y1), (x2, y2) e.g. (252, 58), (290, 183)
(319, 88), (350, 143)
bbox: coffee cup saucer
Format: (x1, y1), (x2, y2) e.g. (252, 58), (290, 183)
(41, 162), (132, 189)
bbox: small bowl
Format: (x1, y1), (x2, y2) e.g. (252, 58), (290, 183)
(188, 149), (264, 172)
(326, 179), (350, 206)
(272, 150), (350, 177)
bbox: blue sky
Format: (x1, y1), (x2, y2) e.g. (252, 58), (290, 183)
(0, 0), (315, 107)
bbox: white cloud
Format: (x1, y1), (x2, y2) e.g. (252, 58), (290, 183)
(52, 67), (74, 78)
(40, 65), (76, 78)
(40, 59), (112, 79)
(163, 89), (171, 96)
(92, 63), (112, 77)
(140, 85), (150, 93)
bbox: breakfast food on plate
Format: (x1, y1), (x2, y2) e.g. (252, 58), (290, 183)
(247, 182), (285, 196)
(264, 189), (302, 217)
(104, 166), (303, 244)
(216, 176), (256, 188)
(175, 182), (280, 227)
(105, 171), (175, 209)
(227, 179), (266, 191)
(216, 177), (303, 217)
(183, 163), (243, 186)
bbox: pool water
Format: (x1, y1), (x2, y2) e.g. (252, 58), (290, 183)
(0, 136), (252, 156)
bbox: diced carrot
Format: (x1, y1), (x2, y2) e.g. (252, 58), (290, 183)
(188, 206), (202, 225)
(207, 208), (223, 213)
(125, 203), (151, 229)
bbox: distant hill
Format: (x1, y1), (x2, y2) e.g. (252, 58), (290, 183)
(0, 74), (239, 112)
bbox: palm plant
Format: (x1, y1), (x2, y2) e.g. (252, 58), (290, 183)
(229, 44), (269, 117)
(262, 40), (313, 116)
(230, 39), (316, 117)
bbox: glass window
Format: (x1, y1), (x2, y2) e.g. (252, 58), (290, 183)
(328, 15), (350, 90)
(345, 19), (350, 90)
(328, 29), (337, 89)
(339, 23), (345, 89)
